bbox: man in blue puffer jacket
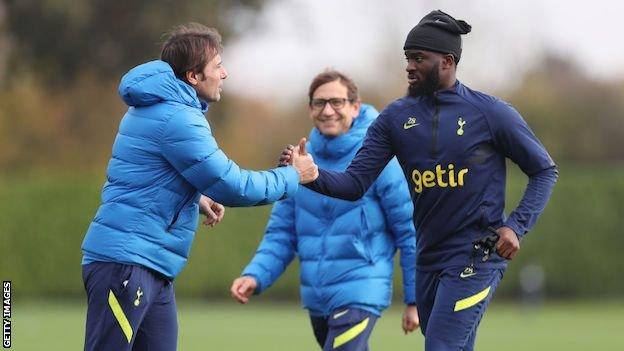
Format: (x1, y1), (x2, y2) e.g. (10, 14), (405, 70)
(230, 70), (419, 351)
(81, 23), (317, 351)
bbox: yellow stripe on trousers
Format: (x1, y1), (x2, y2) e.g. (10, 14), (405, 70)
(108, 290), (133, 343)
(454, 286), (491, 312)
(332, 317), (370, 349)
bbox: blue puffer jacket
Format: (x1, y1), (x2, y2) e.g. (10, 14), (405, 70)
(81, 60), (299, 279)
(242, 104), (416, 317)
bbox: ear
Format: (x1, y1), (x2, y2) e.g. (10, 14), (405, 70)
(186, 70), (200, 86)
(308, 104), (316, 121)
(350, 100), (361, 119)
(441, 54), (455, 70)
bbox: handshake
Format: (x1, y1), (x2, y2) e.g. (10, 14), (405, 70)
(279, 137), (319, 184)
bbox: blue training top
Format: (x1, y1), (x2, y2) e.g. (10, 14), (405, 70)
(306, 81), (557, 270)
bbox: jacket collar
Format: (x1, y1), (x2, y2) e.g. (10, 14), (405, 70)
(119, 60), (208, 112)
(308, 104), (378, 160)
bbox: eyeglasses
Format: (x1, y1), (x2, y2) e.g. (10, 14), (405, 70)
(310, 98), (352, 110)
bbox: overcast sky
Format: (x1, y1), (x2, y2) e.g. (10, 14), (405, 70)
(222, 0), (624, 103)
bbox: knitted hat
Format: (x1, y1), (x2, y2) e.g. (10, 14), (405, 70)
(404, 10), (471, 62)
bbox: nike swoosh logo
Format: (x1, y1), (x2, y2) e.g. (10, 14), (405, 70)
(403, 123), (420, 129)
(333, 309), (349, 319)
(459, 271), (477, 279)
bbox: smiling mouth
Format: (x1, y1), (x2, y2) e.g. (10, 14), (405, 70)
(408, 75), (419, 85)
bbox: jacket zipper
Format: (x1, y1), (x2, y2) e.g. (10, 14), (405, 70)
(317, 216), (328, 311)
(360, 206), (374, 264)
(167, 195), (192, 231)
(431, 94), (440, 157)
(167, 210), (182, 231)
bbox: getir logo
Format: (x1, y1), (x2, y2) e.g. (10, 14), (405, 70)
(411, 164), (468, 193)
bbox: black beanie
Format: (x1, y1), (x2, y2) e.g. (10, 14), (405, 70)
(403, 10), (471, 62)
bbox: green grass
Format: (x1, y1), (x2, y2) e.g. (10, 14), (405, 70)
(11, 299), (624, 350)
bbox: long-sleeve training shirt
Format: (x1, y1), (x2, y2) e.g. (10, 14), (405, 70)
(306, 81), (557, 270)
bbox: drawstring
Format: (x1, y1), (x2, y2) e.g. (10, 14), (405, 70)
(463, 227), (500, 277)
(473, 227), (500, 262)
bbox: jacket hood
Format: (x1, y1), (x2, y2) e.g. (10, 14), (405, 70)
(309, 104), (378, 159)
(118, 60), (208, 112)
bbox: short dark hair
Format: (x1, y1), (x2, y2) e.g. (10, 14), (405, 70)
(160, 23), (223, 82)
(308, 69), (359, 104)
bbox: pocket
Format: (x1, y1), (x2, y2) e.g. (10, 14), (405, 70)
(110, 264), (135, 296)
(168, 202), (199, 233)
(167, 194), (198, 231)
(167, 206), (184, 231)
(357, 207), (374, 264)
(328, 309), (353, 327)
(151, 188), (184, 225)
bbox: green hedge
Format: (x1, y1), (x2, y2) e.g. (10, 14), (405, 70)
(1, 164), (622, 299)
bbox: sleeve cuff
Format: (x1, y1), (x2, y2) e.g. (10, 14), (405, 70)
(280, 166), (300, 198)
(503, 218), (524, 238)
(241, 273), (263, 294)
(403, 289), (417, 305)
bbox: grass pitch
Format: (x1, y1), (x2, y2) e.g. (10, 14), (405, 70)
(12, 299), (623, 350)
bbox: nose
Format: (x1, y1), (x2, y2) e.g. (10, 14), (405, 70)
(406, 59), (416, 73)
(321, 102), (335, 115)
(221, 66), (228, 80)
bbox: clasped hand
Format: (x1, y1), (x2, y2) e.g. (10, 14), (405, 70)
(279, 137), (319, 184)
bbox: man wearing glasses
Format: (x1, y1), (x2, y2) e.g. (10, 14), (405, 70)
(231, 70), (420, 351)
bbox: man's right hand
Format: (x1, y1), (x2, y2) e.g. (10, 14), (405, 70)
(230, 276), (258, 304)
(290, 137), (318, 184)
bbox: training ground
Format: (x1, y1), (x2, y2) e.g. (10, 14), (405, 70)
(12, 299), (624, 350)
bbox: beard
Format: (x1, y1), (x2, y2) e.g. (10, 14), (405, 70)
(407, 62), (440, 97)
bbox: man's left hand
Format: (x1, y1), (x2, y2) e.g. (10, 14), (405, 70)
(402, 305), (420, 334)
(199, 195), (225, 227)
(278, 144), (295, 166)
(495, 226), (520, 260)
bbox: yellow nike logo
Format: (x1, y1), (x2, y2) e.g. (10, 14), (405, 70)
(403, 117), (420, 129)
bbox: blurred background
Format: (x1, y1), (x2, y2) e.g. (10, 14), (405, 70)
(1, 0), (623, 350)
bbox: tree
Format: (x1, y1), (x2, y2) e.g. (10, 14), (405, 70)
(508, 54), (624, 162)
(3, 0), (265, 86)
